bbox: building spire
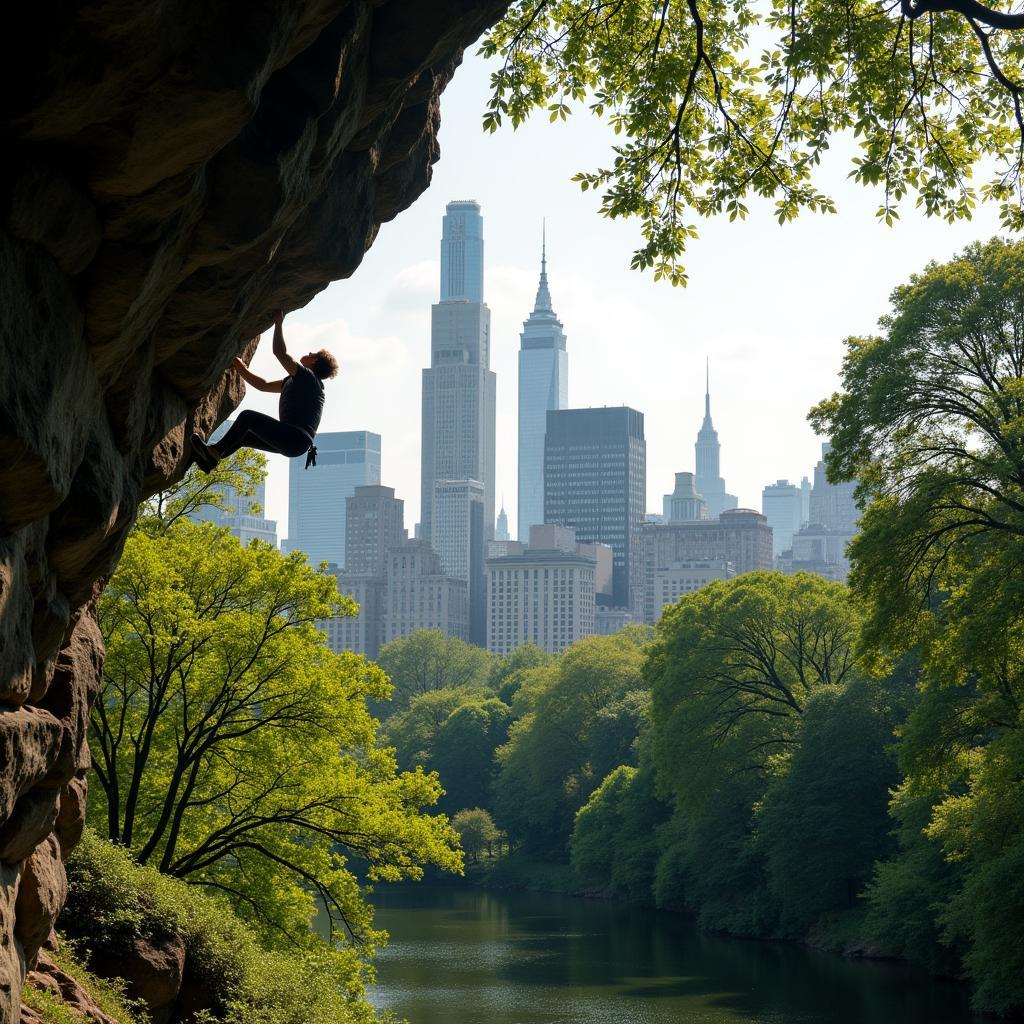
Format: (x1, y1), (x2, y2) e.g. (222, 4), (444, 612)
(704, 357), (712, 423)
(533, 219), (552, 313)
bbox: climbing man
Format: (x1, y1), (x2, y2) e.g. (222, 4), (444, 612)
(191, 309), (337, 471)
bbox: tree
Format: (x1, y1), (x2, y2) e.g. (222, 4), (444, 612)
(485, 1), (1024, 284)
(487, 642), (554, 703)
(756, 677), (902, 935)
(432, 697), (514, 813)
(383, 687), (476, 769)
(811, 236), (1024, 652)
(810, 239), (1024, 1012)
(571, 763), (668, 899)
(383, 689), (513, 812)
(494, 627), (652, 855)
(92, 510), (462, 947)
(647, 572), (858, 811)
(376, 630), (492, 709)
(136, 449), (268, 535)
(452, 808), (500, 863)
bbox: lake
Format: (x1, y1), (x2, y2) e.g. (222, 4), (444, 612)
(369, 887), (975, 1024)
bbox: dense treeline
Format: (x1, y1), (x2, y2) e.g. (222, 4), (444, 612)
(87, 456), (462, 1022)
(79, 239), (1024, 1019)
(379, 239), (1024, 1016)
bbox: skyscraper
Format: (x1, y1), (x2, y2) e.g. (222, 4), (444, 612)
(432, 479), (486, 645)
(345, 485), (406, 576)
(517, 228), (568, 540)
(384, 540), (469, 642)
(761, 479), (803, 556)
(284, 431), (381, 567)
(544, 407), (646, 611)
(495, 504), (510, 542)
(420, 201), (497, 545)
(440, 198), (484, 303)
(695, 364), (738, 518)
(809, 443), (859, 534)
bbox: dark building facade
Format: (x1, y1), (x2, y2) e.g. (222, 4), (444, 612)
(543, 407), (646, 610)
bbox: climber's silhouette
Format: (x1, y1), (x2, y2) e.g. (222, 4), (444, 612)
(191, 309), (336, 472)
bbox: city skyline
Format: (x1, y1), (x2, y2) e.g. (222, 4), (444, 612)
(227, 51), (1005, 543)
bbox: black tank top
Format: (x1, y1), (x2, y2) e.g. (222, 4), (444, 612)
(278, 366), (324, 439)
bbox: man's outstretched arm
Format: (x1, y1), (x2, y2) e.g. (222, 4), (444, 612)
(271, 309), (300, 376)
(232, 358), (285, 393)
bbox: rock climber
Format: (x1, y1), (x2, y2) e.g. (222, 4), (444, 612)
(191, 309), (337, 471)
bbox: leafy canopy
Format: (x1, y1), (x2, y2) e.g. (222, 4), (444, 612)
(494, 627), (652, 854)
(812, 238), (1024, 1012)
(93, 468), (462, 949)
(647, 571), (858, 810)
(484, 0), (1024, 284)
(376, 629), (492, 709)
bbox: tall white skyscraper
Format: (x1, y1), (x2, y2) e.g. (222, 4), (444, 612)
(420, 201), (496, 547)
(517, 229), (567, 540)
(695, 364), (738, 519)
(431, 479), (486, 645)
(285, 431), (381, 568)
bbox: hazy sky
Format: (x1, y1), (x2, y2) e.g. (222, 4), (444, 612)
(240, 51), (1005, 543)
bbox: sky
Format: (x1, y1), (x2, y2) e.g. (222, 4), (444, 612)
(239, 50), (1006, 544)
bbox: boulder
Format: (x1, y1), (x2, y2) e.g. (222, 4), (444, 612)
(90, 933), (186, 1023)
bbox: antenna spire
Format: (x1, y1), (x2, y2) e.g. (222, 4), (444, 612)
(533, 219), (552, 312)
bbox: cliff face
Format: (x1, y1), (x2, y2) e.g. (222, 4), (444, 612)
(0, 2), (507, 1018)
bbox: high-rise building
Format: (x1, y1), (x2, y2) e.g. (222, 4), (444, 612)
(495, 504), (510, 542)
(384, 540), (469, 642)
(322, 575), (386, 659)
(517, 229), (568, 540)
(188, 419), (279, 546)
(762, 479), (803, 556)
(639, 508), (773, 623)
(800, 475), (811, 526)
(440, 198), (484, 303)
(345, 485), (406, 576)
(777, 524), (851, 583)
(284, 431), (381, 568)
(795, 442), (860, 582)
(663, 471), (708, 522)
(544, 407), (646, 611)
(809, 443), (859, 534)
(695, 366), (738, 519)
(432, 479), (486, 645)
(318, 485), (406, 659)
(420, 201), (496, 546)
(486, 525), (597, 654)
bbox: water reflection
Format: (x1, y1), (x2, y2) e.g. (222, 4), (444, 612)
(369, 887), (975, 1024)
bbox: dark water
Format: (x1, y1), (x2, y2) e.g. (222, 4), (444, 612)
(368, 887), (975, 1024)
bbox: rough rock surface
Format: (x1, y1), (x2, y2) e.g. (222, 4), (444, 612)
(0, 2), (509, 1020)
(91, 933), (186, 1024)
(22, 950), (118, 1024)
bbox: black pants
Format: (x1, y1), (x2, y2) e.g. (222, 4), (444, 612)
(215, 410), (312, 458)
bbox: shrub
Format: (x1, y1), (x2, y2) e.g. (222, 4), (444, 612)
(63, 829), (385, 1024)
